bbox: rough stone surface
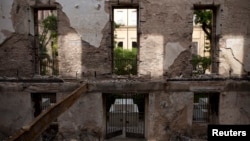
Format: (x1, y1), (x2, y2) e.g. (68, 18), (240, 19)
(219, 92), (250, 124)
(147, 91), (193, 141)
(0, 34), (33, 77)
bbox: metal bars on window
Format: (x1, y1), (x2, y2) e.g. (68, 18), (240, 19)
(31, 93), (56, 117)
(105, 93), (145, 139)
(193, 93), (209, 122)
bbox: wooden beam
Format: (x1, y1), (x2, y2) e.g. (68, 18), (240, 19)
(8, 84), (88, 141)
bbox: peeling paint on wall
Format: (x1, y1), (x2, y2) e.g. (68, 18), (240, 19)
(56, 0), (109, 47)
(219, 37), (245, 75)
(164, 42), (185, 71)
(0, 0), (15, 44)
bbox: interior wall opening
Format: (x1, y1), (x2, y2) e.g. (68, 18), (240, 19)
(192, 6), (218, 75)
(112, 7), (138, 75)
(34, 8), (59, 76)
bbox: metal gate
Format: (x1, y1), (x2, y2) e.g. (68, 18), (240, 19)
(105, 93), (145, 139)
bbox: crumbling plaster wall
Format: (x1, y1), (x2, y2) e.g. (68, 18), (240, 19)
(220, 91), (250, 124)
(147, 91), (193, 140)
(139, 0), (195, 78)
(218, 0), (250, 76)
(219, 81), (250, 124)
(0, 80), (249, 140)
(57, 0), (111, 78)
(139, 0), (250, 78)
(148, 80), (250, 140)
(56, 0), (108, 48)
(42, 0), (250, 78)
(0, 0), (111, 78)
(57, 92), (103, 140)
(0, 0), (34, 77)
(1, 0), (250, 78)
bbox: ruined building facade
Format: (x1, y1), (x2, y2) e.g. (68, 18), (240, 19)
(0, 0), (250, 141)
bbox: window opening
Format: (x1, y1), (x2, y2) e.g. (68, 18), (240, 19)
(118, 41), (124, 48)
(193, 92), (219, 123)
(113, 8), (138, 75)
(31, 93), (56, 116)
(191, 8), (216, 75)
(34, 9), (58, 76)
(31, 93), (58, 141)
(132, 41), (137, 48)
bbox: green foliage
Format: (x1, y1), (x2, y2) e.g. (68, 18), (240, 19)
(194, 10), (212, 41)
(114, 21), (122, 29)
(42, 15), (57, 37)
(192, 10), (213, 75)
(191, 54), (211, 74)
(201, 56), (211, 72)
(191, 54), (201, 69)
(194, 93), (208, 103)
(114, 48), (137, 75)
(39, 14), (58, 75)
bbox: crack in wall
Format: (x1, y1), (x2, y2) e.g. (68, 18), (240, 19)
(224, 47), (246, 73)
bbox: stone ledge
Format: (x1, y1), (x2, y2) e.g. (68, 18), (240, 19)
(0, 76), (64, 83)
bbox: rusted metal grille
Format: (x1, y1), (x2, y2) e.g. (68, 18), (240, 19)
(105, 93), (145, 139)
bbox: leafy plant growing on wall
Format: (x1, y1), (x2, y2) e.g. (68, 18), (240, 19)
(39, 14), (58, 75)
(192, 10), (212, 74)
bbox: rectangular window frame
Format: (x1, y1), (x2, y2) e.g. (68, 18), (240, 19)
(192, 5), (219, 74)
(33, 7), (58, 76)
(111, 5), (140, 75)
(192, 92), (220, 123)
(31, 92), (57, 117)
